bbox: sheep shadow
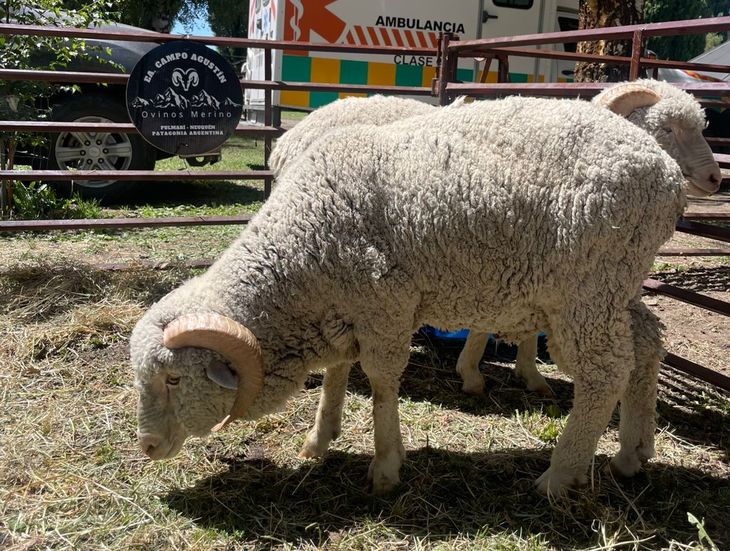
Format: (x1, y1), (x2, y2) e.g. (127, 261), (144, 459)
(163, 447), (730, 549)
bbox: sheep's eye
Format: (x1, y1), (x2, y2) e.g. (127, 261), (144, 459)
(663, 127), (673, 133)
(166, 376), (181, 386)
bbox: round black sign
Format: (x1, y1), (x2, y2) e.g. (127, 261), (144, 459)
(126, 41), (243, 156)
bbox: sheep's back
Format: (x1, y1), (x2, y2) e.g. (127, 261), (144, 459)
(230, 97), (686, 330)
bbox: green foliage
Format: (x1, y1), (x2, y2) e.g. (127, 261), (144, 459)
(687, 512), (719, 550)
(116, 0), (187, 32)
(11, 182), (102, 220)
(206, 0), (248, 69)
(644, 0), (729, 61)
(1, 0), (114, 217)
(1, 0), (115, 101)
(111, 0), (248, 68)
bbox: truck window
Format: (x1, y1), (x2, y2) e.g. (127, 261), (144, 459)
(493, 0), (534, 9)
(558, 16), (579, 53)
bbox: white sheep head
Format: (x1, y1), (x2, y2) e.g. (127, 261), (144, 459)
(593, 80), (722, 197)
(131, 312), (263, 459)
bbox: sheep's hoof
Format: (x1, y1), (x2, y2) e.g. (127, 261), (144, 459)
(535, 467), (587, 497)
(609, 444), (653, 478)
(529, 382), (555, 398)
(367, 451), (403, 495)
(298, 432), (329, 459)
(461, 381), (485, 396)
(369, 472), (400, 495)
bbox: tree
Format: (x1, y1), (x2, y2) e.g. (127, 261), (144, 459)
(116, 0), (188, 33)
(108, 0), (248, 68)
(645, 0), (710, 61)
(574, 0), (643, 82)
(206, 0), (248, 69)
(644, 0), (730, 61)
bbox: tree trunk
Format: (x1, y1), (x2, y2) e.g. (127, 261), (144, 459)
(574, 0), (643, 82)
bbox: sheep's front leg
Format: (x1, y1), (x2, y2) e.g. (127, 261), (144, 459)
(514, 334), (553, 397)
(360, 343), (409, 494)
(536, 309), (633, 495)
(611, 300), (663, 476)
(455, 330), (489, 395)
(299, 362), (352, 458)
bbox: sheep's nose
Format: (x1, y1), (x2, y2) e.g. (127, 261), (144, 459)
(138, 432), (162, 458)
(708, 170), (722, 192)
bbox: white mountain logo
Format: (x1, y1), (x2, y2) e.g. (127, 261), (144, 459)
(190, 90), (221, 109)
(151, 87), (189, 109)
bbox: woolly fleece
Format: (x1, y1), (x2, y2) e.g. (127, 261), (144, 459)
(269, 95), (436, 176)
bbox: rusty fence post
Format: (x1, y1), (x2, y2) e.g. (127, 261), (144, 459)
(264, 47), (273, 199)
(437, 33), (452, 106)
(629, 29), (643, 80)
(497, 54), (510, 83)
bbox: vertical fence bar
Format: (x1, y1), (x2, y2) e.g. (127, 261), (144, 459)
(497, 54), (510, 83)
(437, 33), (452, 106)
(479, 55), (494, 83)
(629, 29), (643, 80)
(264, 47), (273, 199)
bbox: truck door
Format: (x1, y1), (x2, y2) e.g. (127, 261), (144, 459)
(479, 0), (543, 82)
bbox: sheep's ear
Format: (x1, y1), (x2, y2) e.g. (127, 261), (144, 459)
(205, 360), (239, 390)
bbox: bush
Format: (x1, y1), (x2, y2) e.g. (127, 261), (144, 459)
(11, 182), (101, 219)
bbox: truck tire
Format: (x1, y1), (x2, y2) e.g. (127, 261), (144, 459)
(44, 94), (156, 201)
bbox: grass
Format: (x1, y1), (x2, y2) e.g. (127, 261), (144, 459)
(0, 262), (729, 550)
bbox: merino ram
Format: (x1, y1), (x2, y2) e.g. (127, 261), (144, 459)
(131, 83), (720, 495)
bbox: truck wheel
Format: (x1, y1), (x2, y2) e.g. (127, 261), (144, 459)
(45, 95), (156, 201)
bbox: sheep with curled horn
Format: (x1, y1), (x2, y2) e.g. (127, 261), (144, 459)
(130, 82), (719, 496)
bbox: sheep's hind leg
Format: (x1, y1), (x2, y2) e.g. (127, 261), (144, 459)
(360, 339), (410, 494)
(455, 330), (489, 395)
(611, 300), (662, 477)
(514, 334), (554, 397)
(299, 362), (352, 459)
(535, 308), (633, 496)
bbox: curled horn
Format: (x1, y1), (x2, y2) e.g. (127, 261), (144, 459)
(163, 313), (264, 431)
(189, 71), (199, 88)
(171, 69), (184, 88)
(594, 84), (661, 117)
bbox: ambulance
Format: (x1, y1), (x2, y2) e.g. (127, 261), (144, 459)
(242, 0), (579, 119)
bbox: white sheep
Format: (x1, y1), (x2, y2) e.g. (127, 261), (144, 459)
(269, 94), (437, 176)
(130, 86), (720, 496)
(454, 79), (724, 398)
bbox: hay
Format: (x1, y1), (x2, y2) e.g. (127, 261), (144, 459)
(1, 260), (728, 550)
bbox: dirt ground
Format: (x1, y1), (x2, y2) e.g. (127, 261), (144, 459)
(646, 192), (729, 378)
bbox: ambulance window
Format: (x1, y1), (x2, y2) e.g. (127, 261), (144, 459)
(558, 16), (579, 53)
(493, 0), (534, 9)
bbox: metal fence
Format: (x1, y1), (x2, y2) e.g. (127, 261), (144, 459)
(0, 17), (729, 390)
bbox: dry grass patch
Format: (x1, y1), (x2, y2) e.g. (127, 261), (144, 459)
(1, 261), (729, 550)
